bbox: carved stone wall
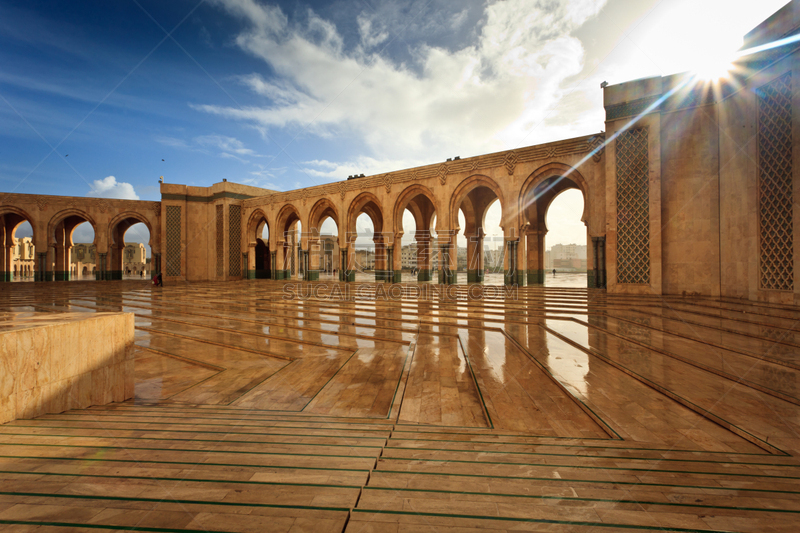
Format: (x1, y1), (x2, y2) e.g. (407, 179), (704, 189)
(229, 204), (241, 276)
(165, 205), (181, 277)
(216, 204), (223, 278)
(615, 128), (650, 284)
(757, 73), (793, 291)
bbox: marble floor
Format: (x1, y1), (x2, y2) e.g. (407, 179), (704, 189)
(1, 279), (800, 532)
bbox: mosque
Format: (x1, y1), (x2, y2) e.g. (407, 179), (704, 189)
(1, 3), (800, 532)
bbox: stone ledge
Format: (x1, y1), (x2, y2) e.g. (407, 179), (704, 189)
(0, 312), (134, 424)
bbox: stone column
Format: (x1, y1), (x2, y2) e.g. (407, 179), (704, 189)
(598, 236), (606, 288)
(54, 243), (66, 281)
(392, 233), (403, 283)
(346, 245), (357, 282)
(270, 251), (276, 280)
(505, 240), (521, 286)
(2, 245), (12, 282)
(416, 230), (432, 282)
(36, 252), (47, 282)
(306, 239), (320, 281)
(247, 244), (256, 279)
(373, 237), (385, 282)
(467, 229), (484, 283)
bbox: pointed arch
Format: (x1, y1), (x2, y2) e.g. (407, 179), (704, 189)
(108, 211), (154, 247)
(520, 162), (590, 226)
(393, 184), (438, 235)
(247, 208), (270, 246)
(308, 198), (340, 237)
(347, 192), (384, 240)
(48, 209), (97, 246)
(449, 175), (505, 233)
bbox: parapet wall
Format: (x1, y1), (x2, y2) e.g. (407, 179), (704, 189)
(0, 312), (135, 424)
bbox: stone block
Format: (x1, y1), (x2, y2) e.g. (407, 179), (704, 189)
(0, 312), (134, 425)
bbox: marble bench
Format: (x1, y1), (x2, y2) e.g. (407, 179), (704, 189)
(0, 312), (134, 424)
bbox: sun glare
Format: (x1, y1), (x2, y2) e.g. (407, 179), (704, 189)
(692, 53), (735, 80)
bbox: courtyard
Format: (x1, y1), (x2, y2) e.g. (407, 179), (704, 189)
(1, 279), (799, 531)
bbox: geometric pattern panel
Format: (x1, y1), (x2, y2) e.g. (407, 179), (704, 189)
(616, 127), (650, 284)
(757, 73), (793, 291)
(229, 204), (241, 277)
(216, 204), (224, 278)
(165, 205), (181, 277)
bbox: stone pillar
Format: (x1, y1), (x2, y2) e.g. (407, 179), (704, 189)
(467, 229), (484, 283)
(246, 244), (256, 279)
(392, 234), (403, 283)
(598, 236), (606, 288)
(54, 244), (66, 281)
(96, 253), (107, 281)
(526, 231), (546, 285)
(374, 237), (386, 282)
(2, 245), (12, 282)
(35, 252), (46, 282)
(416, 230), (432, 282)
(306, 239), (320, 281)
(345, 246), (356, 282)
(505, 240), (522, 286)
(439, 234), (456, 285)
(270, 251), (277, 279)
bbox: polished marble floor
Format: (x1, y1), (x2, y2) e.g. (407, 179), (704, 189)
(1, 279), (800, 532)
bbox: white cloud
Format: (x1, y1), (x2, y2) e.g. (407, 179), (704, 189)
(357, 14), (388, 49)
(87, 176), (139, 200)
(202, 0), (607, 164)
(195, 134), (257, 156)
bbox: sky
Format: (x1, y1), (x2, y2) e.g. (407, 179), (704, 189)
(1, 0), (789, 250)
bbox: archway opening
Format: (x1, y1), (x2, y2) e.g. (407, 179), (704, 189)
(544, 189), (587, 287)
(67, 220), (95, 281)
(318, 217), (339, 280)
(354, 213), (375, 281)
(107, 216), (149, 281)
(452, 184), (502, 284)
(4, 218), (35, 282)
(397, 190), (437, 283)
(254, 217), (270, 279)
(122, 223), (152, 280)
(481, 199), (504, 284)
(276, 207), (301, 280)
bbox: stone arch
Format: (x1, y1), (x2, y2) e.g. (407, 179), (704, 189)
(48, 209), (97, 246)
(449, 175), (505, 233)
(308, 198), (340, 237)
(520, 162), (590, 227)
(247, 208), (270, 246)
(347, 192), (384, 239)
(392, 184), (438, 235)
(0, 206), (37, 245)
(246, 208), (271, 279)
(275, 203), (302, 278)
(108, 211), (154, 248)
(276, 203), (302, 239)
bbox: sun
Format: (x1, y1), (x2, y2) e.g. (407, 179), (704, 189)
(692, 53), (735, 81)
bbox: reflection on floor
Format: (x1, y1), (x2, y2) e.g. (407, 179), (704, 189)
(1, 278), (800, 532)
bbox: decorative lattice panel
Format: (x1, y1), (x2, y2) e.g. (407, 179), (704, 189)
(758, 73), (793, 291)
(165, 206), (181, 277)
(216, 205), (224, 277)
(616, 128), (650, 284)
(229, 205), (241, 276)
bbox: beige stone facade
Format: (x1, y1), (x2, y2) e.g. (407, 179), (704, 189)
(1, 5), (799, 300)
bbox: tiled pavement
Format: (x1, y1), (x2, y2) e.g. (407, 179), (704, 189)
(1, 278), (800, 532)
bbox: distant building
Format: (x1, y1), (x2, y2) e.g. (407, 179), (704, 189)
(548, 243), (587, 271)
(12, 237), (35, 278)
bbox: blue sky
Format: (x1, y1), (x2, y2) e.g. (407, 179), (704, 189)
(1, 0), (789, 248)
